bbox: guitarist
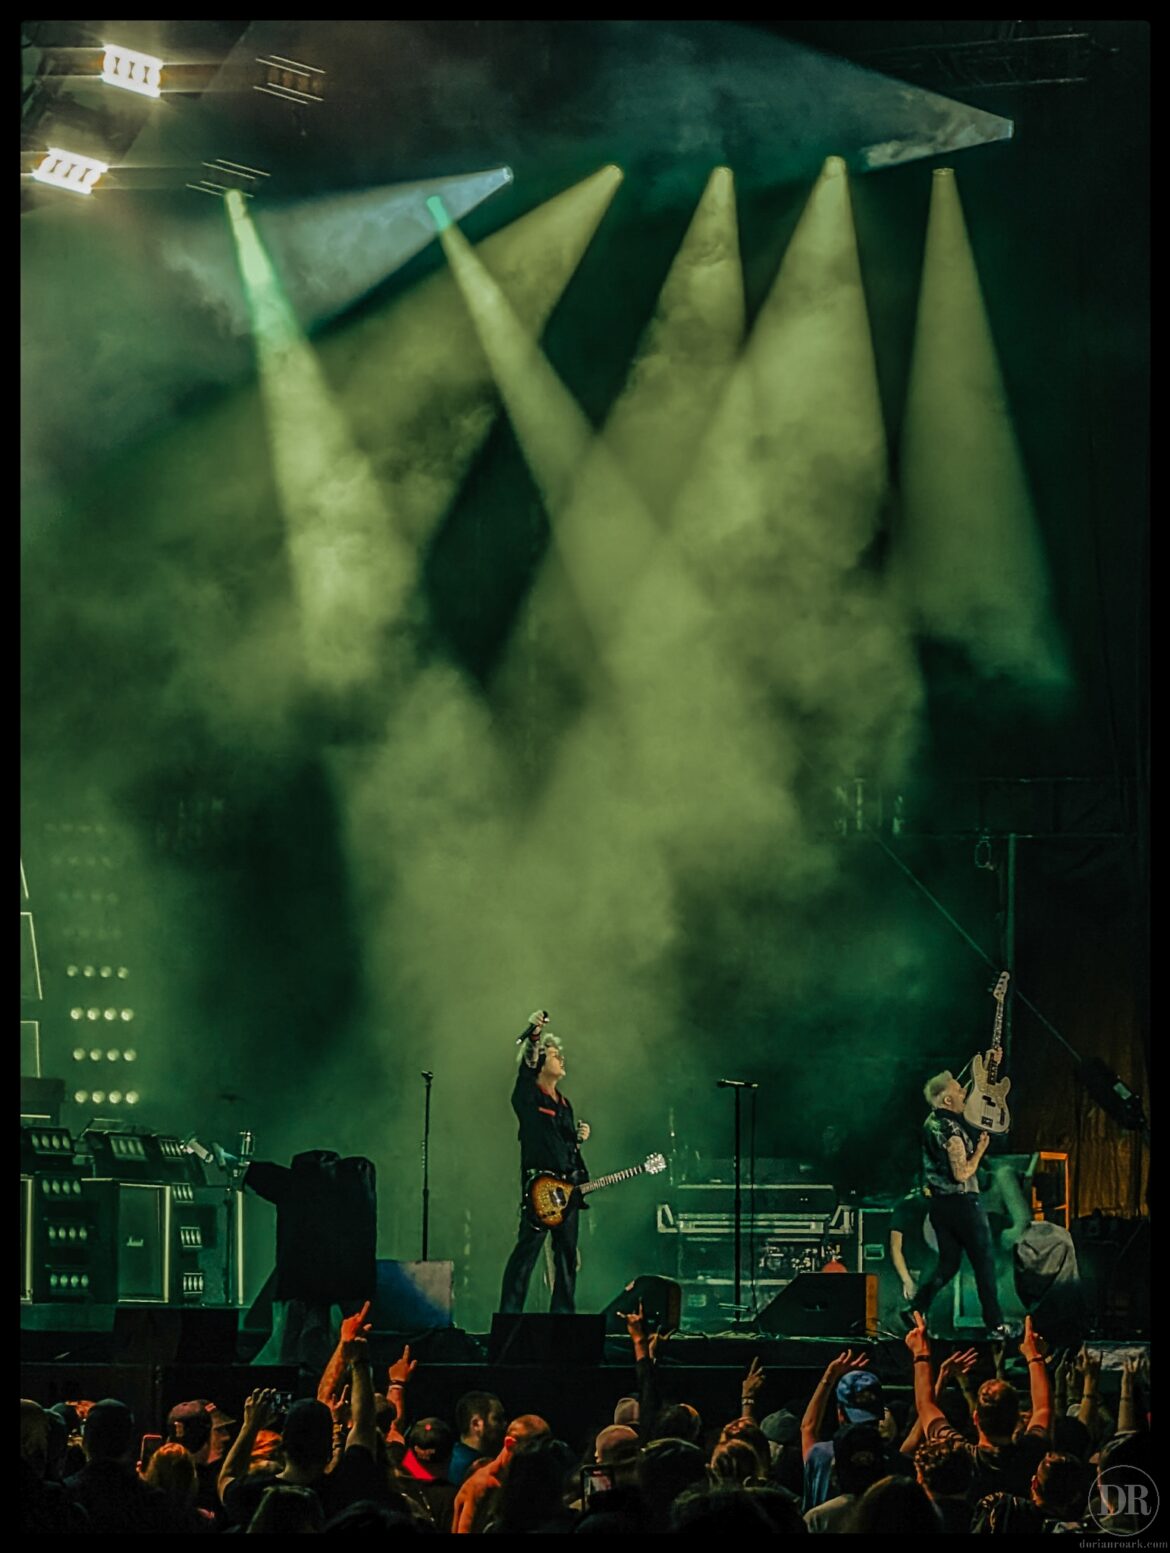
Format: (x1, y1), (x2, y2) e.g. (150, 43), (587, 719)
(498, 1011), (591, 1316)
(908, 1072), (1011, 1340)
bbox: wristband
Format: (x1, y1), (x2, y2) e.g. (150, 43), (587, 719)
(388, 1382), (406, 1390)
(1027, 1356), (1045, 1365)
(913, 1356), (932, 1365)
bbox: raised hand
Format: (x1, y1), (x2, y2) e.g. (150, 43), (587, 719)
(243, 1388), (277, 1430)
(1018, 1315), (1046, 1365)
(938, 1347), (979, 1389)
(742, 1354), (766, 1404)
(616, 1298), (648, 1347)
(904, 1312), (931, 1361)
(827, 1347), (871, 1381)
(328, 1383), (351, 1430)
(340, 1301), (373, 1345)
(388, 1344), (418, 1389)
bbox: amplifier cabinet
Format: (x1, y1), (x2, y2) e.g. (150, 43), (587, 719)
(23, 1171), (98, 1303)
(81, 1179), (172, 1304)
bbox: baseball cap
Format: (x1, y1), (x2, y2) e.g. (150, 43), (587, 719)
(168, 1398), (237, 1428)
(760, 1409), (800, 1447)
(167, 1398), (235, 1450)
(833, 1422), (885, 1494)
(836, 1370), (883, 1423)
(403, 1417), (455, 1480)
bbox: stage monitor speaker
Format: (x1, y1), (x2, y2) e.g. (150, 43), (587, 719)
(372, 1260), (454, 1332)
(602, 1275), (682, 1335)
(82, 1180), (170, 1304)
(488, 1312), (604, 1366)
(758, 1272), (877, 1338)
(114, 1306), (239, 1365)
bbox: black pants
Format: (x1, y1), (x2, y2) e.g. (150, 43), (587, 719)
(499, 1205), (579, 1315)
(916, 1193), (1004, 1330)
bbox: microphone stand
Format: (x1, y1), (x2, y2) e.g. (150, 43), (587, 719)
(421, 1072), (433, 1262)
(717, 1080), (758, 1328)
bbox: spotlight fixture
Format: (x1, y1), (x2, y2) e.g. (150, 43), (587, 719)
(31, 147), (109, 196)
(254, 54), (325, 105)
(100, 44), (164, 99)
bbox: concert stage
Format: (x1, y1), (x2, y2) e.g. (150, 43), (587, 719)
(22, 1301), (1145, 1449)
(21, 1300), (921, 1438)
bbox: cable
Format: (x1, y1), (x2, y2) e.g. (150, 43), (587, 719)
(866, 825), (1080, 1059)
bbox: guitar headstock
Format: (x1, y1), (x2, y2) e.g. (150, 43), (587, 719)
(644, 1153), (667, 1176)
(992, 972), (1010, 1003)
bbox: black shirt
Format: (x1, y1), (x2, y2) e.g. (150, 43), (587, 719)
(890, 1191), (938, 1273)
(512, 1060), (586, 1183)
(64, 1460), (189, 1535)
(223, 1448), (387, 1528)
(922, 1111), (980, 1196)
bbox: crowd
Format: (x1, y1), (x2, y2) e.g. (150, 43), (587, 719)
(21, 1302), (1152, 1534)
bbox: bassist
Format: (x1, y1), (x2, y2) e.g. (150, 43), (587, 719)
(908, 1072), (1010, 1340)
(498, 1011), (591, 1315)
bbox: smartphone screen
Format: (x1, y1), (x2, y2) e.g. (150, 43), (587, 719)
(140, 1433), (164, 1471)
(581, 1465), (613, 1503)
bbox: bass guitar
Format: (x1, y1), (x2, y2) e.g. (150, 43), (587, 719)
(963, 971), (1012, 1134)
(527, 1153), (667, 1228)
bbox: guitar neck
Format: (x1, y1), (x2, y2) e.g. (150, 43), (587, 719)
(579, 1164), (645, 1197)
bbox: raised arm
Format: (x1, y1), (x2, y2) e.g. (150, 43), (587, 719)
(801, 1350), (866, 1460)
(218, 1388), (275, 1501)
(518, 1010), (548, 1070)
(740, 1356), (765, 1424)
(619, 1300), (662, 1440)
(905, 1313), (946, 1436)
(318, 1302), (373, 1405)
(384, 1344), (418, 1448)
(345, 1335), (379, 1455)
(1118, 1354), (1142, 1435)
(1020, 1316), (1052, 1436)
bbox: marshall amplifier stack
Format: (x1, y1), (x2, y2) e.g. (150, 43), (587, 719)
(21, 1119), (226, 1308)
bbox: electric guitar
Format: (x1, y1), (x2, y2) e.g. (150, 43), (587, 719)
(963, 972), (1012, 1134)
(527, 1153), (667, 1228)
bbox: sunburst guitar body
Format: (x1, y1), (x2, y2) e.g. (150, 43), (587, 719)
(526, 1153), (666, 1229)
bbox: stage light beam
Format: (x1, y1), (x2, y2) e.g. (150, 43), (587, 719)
(895, 167), (1068, 687)
(225, 188), (412, 696)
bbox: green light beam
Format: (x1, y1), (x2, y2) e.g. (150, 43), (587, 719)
(895, 167), (1069, 688)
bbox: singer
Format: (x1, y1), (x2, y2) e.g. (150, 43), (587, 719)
(498, 1010), (591, 1315)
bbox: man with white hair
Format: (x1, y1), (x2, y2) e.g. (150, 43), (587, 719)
(911, 1070), (1009, 1338)
(498, 1010), (590, 1315)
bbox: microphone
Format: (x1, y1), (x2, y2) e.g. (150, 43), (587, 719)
(421, 1070), (434, 1081)
(515, 1010), (550, 1045)
(238, 1130), (255, 1161)
(717, 1079), (759, 1089)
